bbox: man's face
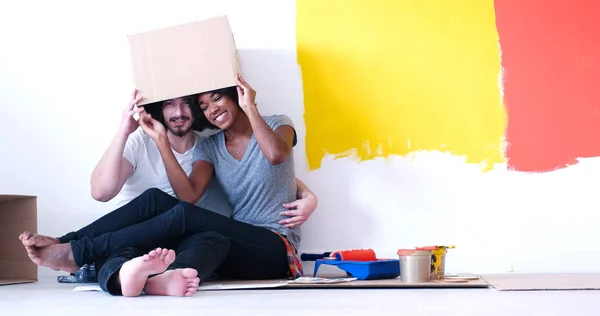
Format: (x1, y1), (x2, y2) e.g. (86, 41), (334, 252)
(162, 98), (194, 137)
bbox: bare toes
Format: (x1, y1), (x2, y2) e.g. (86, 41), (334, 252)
(180, 268), (198, 279)
(164, 249), (176, 263)
(22, 236), (35, 246)
(185, 287), (198, 296)
(157, 249), (166, 259)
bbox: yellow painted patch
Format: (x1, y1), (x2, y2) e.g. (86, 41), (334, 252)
(296, 0), (507, 171)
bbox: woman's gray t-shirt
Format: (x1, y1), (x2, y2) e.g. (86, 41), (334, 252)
(192, 114), (300, 250)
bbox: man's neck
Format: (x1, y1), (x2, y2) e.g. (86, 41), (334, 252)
(224, 112), (253, 141)
(167, 131), (196, 154)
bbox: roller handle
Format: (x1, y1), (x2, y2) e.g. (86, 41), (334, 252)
(300, 252), (332, 261)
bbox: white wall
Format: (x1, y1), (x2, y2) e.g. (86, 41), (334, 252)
(1, 0), (599, 277)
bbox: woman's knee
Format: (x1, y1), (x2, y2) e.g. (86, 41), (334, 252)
(182, 231), (231, 253)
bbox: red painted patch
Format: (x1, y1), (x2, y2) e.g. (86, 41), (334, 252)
(495, 0), (600, 172)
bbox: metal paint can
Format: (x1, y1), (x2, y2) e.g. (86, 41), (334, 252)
(397, 249), (432, 282)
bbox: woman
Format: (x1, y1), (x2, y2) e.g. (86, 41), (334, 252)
(135, 73), (303, 279)
(25, 74), (306, 296)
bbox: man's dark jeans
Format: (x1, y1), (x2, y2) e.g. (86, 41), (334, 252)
(57, 188), (289, 294)
(58, 189), (231, 294)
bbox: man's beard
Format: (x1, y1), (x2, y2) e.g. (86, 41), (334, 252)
(169, 125), (193, 137)
(167, 116), (193, 137)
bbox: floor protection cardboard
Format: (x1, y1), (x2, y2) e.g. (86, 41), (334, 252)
(481, 273), (600, 291)
(199, 276), (490, 290)
(74, 276), (489, 292)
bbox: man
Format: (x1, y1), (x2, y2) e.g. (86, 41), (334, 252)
(91, 90), (232, 215)
(53, 90), (318, 283)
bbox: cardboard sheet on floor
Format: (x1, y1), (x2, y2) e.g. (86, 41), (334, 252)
(282, 277), (489, 289)
(481, 273), (600, 291)
(195, 277), (489, 290)
(73, 276), (489, 292)
(73, 281), (290, 292)
(207, 276), (489, 290)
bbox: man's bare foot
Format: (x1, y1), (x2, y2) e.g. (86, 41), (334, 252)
(26, 243), (79, 273)
(144, 268), (200, 297)
(119, 248), (176, 297)
(19, 231), (59, 248)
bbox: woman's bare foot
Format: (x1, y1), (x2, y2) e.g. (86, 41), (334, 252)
(119, 248), (176, 297)
(19, 231), (59, 248)
(26, 243), (79, 273)
(144, 268), (200, 297)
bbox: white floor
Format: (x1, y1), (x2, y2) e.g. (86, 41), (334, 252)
(1, 275), (599, 316)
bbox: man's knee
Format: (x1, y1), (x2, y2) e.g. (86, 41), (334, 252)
(176, 201), (199, 212)
(168, 201), (200, 220)
(141, 187), (166, 198)
(141, 188), (178, 203)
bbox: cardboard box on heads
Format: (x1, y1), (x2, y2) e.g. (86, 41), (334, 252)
(128, 15), (242, 111)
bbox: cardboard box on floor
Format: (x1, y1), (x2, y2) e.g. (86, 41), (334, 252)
(128, 15), (242, 106)
(0, 195), (37, 286)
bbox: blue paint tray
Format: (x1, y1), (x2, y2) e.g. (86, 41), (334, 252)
(313, 259), (400, 280)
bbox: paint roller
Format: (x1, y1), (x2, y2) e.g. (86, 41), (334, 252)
(300, 249), (376, 261)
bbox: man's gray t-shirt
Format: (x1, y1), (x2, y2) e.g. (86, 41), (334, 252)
(192, 115), (300, 250)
